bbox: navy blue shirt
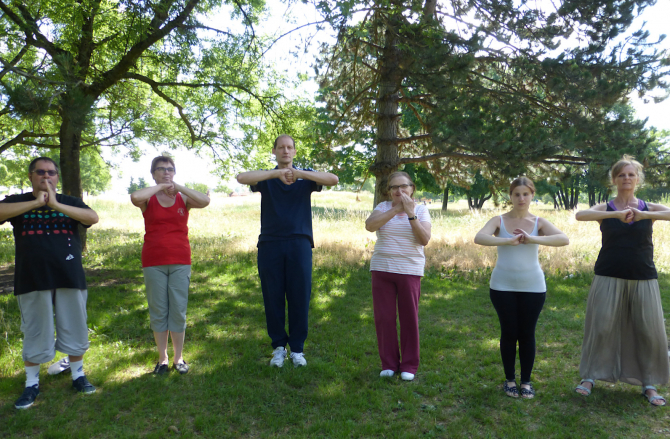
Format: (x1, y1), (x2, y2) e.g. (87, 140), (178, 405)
(251, 166), (322, 247)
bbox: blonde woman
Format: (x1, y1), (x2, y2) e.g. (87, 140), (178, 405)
(475, 177), (569, 398)
(575, 156), (670, 406)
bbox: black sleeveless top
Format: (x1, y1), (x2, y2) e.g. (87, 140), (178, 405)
(593, 200), (657, 280)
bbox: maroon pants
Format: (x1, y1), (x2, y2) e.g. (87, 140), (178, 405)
(371, 270), (421, 374)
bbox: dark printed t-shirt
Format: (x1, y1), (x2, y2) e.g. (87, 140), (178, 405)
(250, 166), (322, 247)
(0, 193), (92, 295)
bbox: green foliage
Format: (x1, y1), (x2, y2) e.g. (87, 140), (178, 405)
(185, 182), (209, 194)
(0, 0), (314, 198)
(127, 177), (148, 194)
(313, 0), (669, 203)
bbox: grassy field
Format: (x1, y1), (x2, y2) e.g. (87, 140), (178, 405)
(1, 191), (670, 438)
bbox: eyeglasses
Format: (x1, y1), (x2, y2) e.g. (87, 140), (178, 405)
(155, 167), (175, 173)
(32, 169), (58, 176)
(389, 184), (412, 191)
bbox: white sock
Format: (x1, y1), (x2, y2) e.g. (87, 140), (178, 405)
(70, 360), (85, 381)
(25, 365), (40, 388)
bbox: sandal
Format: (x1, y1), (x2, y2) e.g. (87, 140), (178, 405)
(642, 385), (667, 407)
(575, 379), (595, 396)
(520, 383), (535, 399)
(503, 380), (519, 398)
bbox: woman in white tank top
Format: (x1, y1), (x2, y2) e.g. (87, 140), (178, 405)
(474, 177), (569, 399)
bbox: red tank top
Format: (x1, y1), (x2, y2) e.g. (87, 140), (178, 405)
(141, 193), (191, 267)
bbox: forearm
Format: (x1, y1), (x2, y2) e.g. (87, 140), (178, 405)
(642, 210), (670, 221)
(52, 203), (99, 225)
(294, 169), (339, 186)
(474, 233), (509, 246)
(575, 210), (617, 221)
(175, 184), (210, 208)
(130, 185), (166, 206)
(237, 170), (280, 185)
(0, 199), (42, 222)
(410, 221), (431, 246)
(365, 210), (398, 232)
(530, 234), (569, 247)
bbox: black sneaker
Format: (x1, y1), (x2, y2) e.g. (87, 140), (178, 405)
(153, 363), (169, 375)
(15, 385), (39, 409)
(72, 376), (96, 394)
(173, 361), (189, 375)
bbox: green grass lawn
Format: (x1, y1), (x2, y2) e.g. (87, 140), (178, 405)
(1, 195), (670, 437)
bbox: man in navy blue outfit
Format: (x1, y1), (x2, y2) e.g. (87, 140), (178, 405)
(237, 135), (338, 367)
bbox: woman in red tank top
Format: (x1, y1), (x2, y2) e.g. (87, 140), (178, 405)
(130, 155), (210, 375)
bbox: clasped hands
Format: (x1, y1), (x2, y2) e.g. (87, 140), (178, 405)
(393, 193), (416, 217)
(508, 229), (534, 246)
(35, 180), (59, 208)
(161, 182), (177, 198)
(277, 168), (297, 185)
(616, 208), (646, 223)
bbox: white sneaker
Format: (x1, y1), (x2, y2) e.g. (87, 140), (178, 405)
(270, 347), (287, 367)
(47, 357), (70, 375)
(380, 370), (395, 377)
(290, 352), (307, 367)
(400, 372), (415, 381)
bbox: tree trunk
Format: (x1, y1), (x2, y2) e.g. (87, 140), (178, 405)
(441, 184), (449, 211)
(59, 106), (87, 249)
(371, 20), (403, 207)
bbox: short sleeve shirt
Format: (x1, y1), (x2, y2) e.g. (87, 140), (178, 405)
(0, 193), (92, 295)
(250, 166), (322, 247)
(369, 202), (431, 276)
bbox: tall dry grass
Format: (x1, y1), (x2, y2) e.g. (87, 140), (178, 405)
(84, 191), (670, 275)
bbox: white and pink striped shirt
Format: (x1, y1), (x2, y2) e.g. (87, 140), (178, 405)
(370, 201), (431, 276)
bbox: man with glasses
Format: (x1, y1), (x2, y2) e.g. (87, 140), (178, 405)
(237, 135), (338, 368)
(0, 157), (99, 409)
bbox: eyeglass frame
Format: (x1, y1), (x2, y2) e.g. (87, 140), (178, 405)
(155, 167), (176, 173)
(31, 169), (59, 177)
(388, 184), (413, 191)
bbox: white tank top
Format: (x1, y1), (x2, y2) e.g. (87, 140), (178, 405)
(489, 216), (546, 293)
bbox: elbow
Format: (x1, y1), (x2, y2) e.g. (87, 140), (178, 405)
(330, 175), (339, 186)
(473, 235), (482, 245)
(236, 174), (247, 185)
(562, 236), (570, 246)
(574, 212), (585, 221)
(365, 223), (374, 233)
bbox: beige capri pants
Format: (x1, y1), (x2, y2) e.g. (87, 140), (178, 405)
(579, 275), (669, 386)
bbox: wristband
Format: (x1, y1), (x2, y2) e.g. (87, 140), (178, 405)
(408, 216), (417, 221)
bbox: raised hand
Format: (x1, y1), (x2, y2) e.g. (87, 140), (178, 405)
(629, 207), (647, 222)
(508, 234), (523, 246)
(163, 182), (176, 198)
(277, 168), (294, 185)
(45, 180), (57, 207)
(512, 228), (533, 244)
(400, 193), (416, 216)
(615, 208), (634, 223)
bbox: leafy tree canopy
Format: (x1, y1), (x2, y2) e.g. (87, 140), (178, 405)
(312, 0), (670, 205)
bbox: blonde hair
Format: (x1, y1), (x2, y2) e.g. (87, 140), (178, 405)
(509, 176), (535, 195)
(610, 155), (644, 185)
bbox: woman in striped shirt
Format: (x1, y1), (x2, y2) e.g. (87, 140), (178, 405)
(365, 172), (431, 381)
(474, 177), (568, 398)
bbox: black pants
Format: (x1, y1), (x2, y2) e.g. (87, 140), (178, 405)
(490, 289), (546, 383)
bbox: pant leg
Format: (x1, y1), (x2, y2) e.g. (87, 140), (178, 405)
(371, 271), (400, 372)
(622, 279), (669, 386)
(143, 266), (170, 332)
(516, 292), (546, 383)
(17, 290), (56, 364)
(490, 289), (519, 381)
(54, 289), (90, 356)
(166, 265), (191, 333)
(579, 275), (624, 382)
(285, 239), (312, 353)
(258, 241), (289, 349)
(397, 274), (421, 374)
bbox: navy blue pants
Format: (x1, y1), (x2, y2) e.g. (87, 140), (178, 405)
(257, 238), (312, 353)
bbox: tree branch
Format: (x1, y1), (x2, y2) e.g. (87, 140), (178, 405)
(0, 130), (59, 154)
(0, 46), (29, 80)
